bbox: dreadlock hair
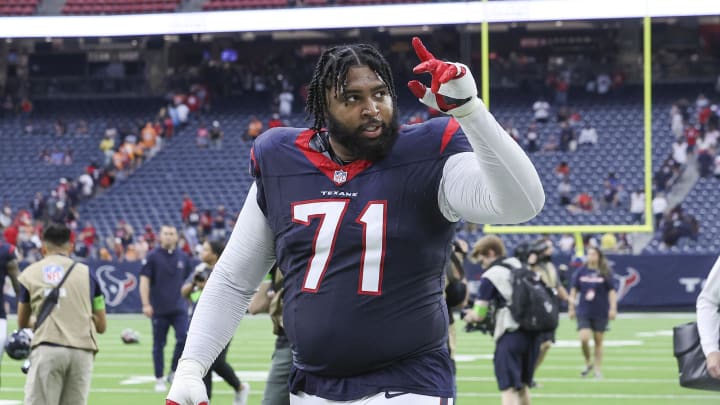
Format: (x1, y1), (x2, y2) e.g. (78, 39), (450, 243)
(306, 44), (397, 131)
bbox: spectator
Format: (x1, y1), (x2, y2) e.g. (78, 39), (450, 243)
(209, 121), (224, 150)
(533, 96), (550, 123)
(196, 124), (209, 148)
(652, 192), (667, 228)
(139, 225), (193, 392)
(246, 115), (263, 141)
(407, 113), (425, 125)
(559, 121), (576, 152)
(600, 233), (617, 252)
(596, 73), (611, 95)
(268, 113), (284, 129)
(181, 195), (195, 224)
(568, 192), (594, 214)
(278, 88), (294, 117)
(578, 123), (598, 146)
(558, 178), (572, 206)
(504, 120), (520, 144)
(526, 123), (539, 153)
(555, 161), (570, 179)
(211, 205), (227, 241)
(541, 133), (559, 152)
(1, 94), (14, 118)
(558, 233), (575, 253)
(629, 190), (645, 224)
(671, 137), (688, 167)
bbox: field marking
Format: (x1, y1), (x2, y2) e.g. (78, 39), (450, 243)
(119, 371), (269, 386)
(636, 330), (674, 337)
(457, 376), (678, 383)
(553, 340), (643, 348)
(0, 401), (21, 405)
(457, 364), (665, 370)
(458, 392), (719, 399)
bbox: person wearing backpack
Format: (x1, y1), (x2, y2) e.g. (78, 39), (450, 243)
(568, 247), (617, 379)
(526, 240), (568, 388)
(464, 235), (542, 405)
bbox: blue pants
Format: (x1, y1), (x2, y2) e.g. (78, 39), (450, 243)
(152, 312), (189, 378)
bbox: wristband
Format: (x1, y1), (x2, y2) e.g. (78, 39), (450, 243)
(473, 303), (488, 318)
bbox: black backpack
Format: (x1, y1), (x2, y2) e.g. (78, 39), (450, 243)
(501, 259), (559, 333)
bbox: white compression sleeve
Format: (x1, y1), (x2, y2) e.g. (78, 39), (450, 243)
(697, 255), (720, 355)
(439, 99), (545, 224)
(180, 183), (276, 371)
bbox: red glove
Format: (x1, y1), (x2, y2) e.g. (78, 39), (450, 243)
(408, 37), (480, 118)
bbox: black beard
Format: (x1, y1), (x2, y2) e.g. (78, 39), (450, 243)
(326, 111), (400, 162)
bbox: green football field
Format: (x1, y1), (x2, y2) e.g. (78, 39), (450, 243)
(1, 313), (717, 405)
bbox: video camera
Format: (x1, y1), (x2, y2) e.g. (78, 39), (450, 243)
(460, 296), (497, 336)
(194, 268), (212, 283)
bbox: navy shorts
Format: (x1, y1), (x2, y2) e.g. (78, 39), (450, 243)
(576, 317), (609, 332)
(493, 330), (541, 391)
(538, 329), (556, 344)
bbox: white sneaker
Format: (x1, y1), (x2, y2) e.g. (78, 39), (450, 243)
(166, 371), (175, 384)
(233, 382), (250, 405)
(154, 378), (167, 392)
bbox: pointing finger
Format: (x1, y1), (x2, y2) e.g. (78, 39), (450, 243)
(412, 37), (435, 62)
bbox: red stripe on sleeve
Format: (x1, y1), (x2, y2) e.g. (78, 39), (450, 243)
(439, 118), (460, 154)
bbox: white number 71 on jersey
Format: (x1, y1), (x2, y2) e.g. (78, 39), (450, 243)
(292, 199), (387, 295)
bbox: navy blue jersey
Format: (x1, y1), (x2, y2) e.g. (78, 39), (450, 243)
(140, 248), (193, 316)
(251, 117), (471, 399)
(0, 243), (18, 318)
(571, 266), (615, 319)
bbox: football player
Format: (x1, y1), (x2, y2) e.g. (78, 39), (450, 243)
(167, 37), (544, 405)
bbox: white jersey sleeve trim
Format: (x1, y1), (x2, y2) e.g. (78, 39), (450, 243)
(438, 99), (545, 224)
(180, 183), (276, 372)
(697, 255), (720, 355)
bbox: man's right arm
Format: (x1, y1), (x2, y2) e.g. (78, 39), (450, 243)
(139, 274), (153, 318)
(173, 183), (276, 377)
(697, 256), (720, 379)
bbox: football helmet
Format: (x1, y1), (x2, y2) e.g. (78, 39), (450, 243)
(5, 329), (33, 360)
(121, 328), (140, 344)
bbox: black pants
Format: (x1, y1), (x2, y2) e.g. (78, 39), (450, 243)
(202, 342), (241, 399)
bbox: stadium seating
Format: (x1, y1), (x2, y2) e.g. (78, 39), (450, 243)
(1, 85), (717, 254)
(0, 0), (39, 15)
(62, 0), (179, 15)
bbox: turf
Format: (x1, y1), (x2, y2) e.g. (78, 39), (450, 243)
(0, 313), (714, 404)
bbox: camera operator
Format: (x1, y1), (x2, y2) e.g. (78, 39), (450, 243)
(463, 235), (540, 405)
(181, 240), (249, 405)
(524, 240), (568, 388)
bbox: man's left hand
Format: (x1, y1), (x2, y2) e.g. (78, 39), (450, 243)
(407, 37), (480, 118)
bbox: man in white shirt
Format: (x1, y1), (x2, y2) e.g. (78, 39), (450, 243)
(651, 192), (667, 228)
(696, 256), (720, 380)
(629, 190), (644, 224)
(578, 123), (598, 146)
(278, 90), (294, 117)
(532, 97), (550, 123)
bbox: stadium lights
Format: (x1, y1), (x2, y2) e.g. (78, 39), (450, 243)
(0, 0), (717, 38)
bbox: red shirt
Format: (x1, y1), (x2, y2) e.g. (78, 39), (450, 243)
(268, 119), (284, 129)
(181, 198), (195, 221)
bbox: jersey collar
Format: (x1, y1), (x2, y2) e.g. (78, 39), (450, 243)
(295, 129), (373, 187)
